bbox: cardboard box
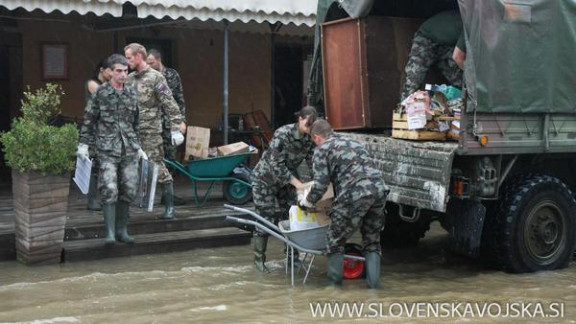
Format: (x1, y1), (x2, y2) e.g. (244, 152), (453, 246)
(185, 126), (210, 160)
(298, 181), (334, 212)
(217, 141), (249, 156)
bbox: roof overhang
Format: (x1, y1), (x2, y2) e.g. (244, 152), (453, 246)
(0, 0), (317, 26)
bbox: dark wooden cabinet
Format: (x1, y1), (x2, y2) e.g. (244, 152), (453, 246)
(321, 16), (423, 130)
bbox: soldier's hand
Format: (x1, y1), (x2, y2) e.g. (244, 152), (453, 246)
(298, 195), (313, 211)
(76, 143), (89, 161)
(138, 148), (148, 160)
(171, 131), (185, 146)
(180, 122), (187, 134)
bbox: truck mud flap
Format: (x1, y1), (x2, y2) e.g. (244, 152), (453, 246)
(345, 134), (458, 212)
(445, 199), (486, 258)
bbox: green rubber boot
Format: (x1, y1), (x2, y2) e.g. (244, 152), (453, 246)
(87, 173), (102, 211)
(102, 203), (116, 245)
(161, 182), (176, 220)
(252, 235), (270, 273)
(326, 253), (344, 286)
(115, 201), (134, 244)
(365, 251), (381, 289)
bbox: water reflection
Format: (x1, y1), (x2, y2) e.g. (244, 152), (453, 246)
(0, 223), (574, 323)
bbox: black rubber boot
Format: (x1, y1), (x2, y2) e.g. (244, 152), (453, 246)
(102, 203), (116, 245)
(87, 173), (102, 211)
(115, 201), (134, 244)
(161, 182), (176, 219)
(326, 253), (344, 286)
(365, 251), (381, 289)
(252, 235), (270, 273)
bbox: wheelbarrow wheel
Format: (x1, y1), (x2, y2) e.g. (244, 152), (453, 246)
(223, 173), (252, 205)
(343, 243), (365, 280)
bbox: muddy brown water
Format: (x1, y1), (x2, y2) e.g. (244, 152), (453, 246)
(0, 223), (574, 324)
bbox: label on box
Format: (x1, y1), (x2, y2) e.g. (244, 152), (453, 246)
(407, 111), (427, 130)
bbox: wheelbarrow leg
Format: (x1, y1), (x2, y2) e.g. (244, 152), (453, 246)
(303, 255), (316, 285)
(290, 245), (295, 287)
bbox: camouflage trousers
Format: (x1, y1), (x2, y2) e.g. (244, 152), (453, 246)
(141, 133), (173, 184)
(252, 179), (297, 237)
(98, 151), (139, 204)
(400, 30), (463, 101)
(326, 191), (386, 255)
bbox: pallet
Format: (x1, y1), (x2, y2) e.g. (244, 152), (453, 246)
(392, 113), (446, 140)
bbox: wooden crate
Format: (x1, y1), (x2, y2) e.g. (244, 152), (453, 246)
(391, 113), (446, 140)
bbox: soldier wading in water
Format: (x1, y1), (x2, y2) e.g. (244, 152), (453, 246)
(250, 106), (318, 272)
(299, 119), (388, 288)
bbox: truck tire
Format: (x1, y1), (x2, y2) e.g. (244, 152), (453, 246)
(380, 203), (431, 248)
(482, 175), (576, 273)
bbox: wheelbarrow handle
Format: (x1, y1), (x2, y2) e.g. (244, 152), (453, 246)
(224, 204), (281, 233)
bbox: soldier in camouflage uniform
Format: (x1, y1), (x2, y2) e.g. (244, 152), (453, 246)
(147, 49), (187, 205)
(251, 106), (318, 272)
(124, 43), (185, 220)
(77, 54), (148, 244)
(83, 60), (111, 211)
(400, 10), (466, 101)
(300, 119), (388, 288)
(146, 49), (186, 161)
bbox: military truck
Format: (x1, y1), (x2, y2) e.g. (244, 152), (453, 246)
(308, 0), (576, 273)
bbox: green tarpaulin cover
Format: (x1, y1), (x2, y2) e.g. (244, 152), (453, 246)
(460, 0), (576, 113)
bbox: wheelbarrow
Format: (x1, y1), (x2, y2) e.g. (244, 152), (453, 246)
(224, 204), (366, 286)
(163, 152), (254, 206)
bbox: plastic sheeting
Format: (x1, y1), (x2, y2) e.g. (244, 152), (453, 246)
(459, 0), (576, 113)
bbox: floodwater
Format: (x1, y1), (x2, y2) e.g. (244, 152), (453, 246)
(0, 223), (574, 324)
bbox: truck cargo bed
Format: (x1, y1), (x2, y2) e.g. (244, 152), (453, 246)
(345, 133), (458, 212)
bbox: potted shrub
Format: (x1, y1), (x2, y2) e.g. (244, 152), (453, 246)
(0, 83), (78, 265)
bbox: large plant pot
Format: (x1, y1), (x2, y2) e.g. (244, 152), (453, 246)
(12, 170), (70, 265)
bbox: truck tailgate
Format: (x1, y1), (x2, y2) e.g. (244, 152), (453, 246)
(346, 133), (458, 212)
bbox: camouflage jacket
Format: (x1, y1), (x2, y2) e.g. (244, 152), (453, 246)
(79, 82), (141, 157)
(252, 123), (315, 186)
(307, 133), (387, 204)
(126, 66), (183, 136)
(162, 67), (186, 117)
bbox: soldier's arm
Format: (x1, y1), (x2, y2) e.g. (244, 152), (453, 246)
(79, 90), (101, 146)
(306, 146), (330, 204)
(268, 128), (298, 186)
(305, 143), (315, 178)
(133, 97), (142, 149)
(172, 71), (186, 117)
(156, 77), (183, 132)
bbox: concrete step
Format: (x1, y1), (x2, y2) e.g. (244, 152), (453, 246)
(64, 213), (253, 241)
(62, 227), (251, 262)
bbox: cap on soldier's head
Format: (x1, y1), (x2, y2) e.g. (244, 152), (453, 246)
(295, 106), (318, 125)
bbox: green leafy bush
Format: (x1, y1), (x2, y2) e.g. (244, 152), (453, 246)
(0, 84), (78, 175)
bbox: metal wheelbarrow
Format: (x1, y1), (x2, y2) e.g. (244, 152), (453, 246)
(163, 152), (254, 206)
(224, 204), (366, 286)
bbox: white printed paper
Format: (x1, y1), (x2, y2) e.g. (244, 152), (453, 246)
(73, 157), (92, 195)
